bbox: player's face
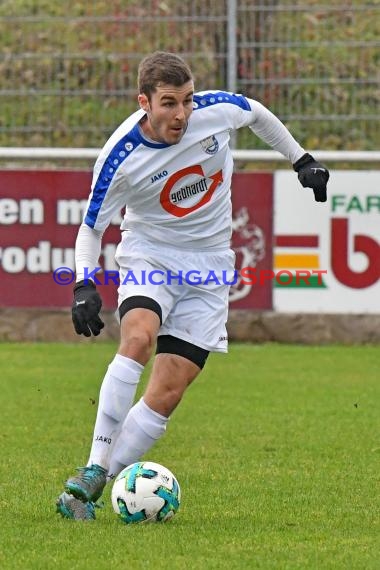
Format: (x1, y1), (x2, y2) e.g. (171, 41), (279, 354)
(138, 81), (194, 145)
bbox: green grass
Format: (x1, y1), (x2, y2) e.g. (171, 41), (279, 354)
(0, 343), (379, 569)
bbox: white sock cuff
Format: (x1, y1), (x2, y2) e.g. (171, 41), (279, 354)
(140, 397), (168, 422)
(132, 397), (168, 439)
(108, 354), (144, 384)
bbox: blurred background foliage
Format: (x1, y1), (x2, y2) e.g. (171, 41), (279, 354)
(0, 0), (379, 151)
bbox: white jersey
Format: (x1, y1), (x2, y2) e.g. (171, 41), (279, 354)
(76, 91), (305, 278)
(83, 91), (304, 247)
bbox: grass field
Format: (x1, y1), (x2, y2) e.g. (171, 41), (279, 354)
(0, 342), (379, 569)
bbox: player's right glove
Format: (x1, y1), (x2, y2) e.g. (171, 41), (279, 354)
(293, 153), (329, 203)
(72, 280), (104, 337)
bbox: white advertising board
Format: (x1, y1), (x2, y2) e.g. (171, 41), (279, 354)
(274, 171), (380, 313)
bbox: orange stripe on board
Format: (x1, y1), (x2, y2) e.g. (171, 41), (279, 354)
(274, 254), (319, 269)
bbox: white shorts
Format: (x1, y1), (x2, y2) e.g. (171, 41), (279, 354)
(115, 234), (236, 352)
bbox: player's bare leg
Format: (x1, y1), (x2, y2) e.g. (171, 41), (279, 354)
(107, 353), (202, 479)
(144, 353), (201, 416)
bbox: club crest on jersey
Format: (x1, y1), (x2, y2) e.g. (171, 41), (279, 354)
(200, 135), (219, 155)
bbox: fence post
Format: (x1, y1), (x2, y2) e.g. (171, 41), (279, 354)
(227, 0), (237, 149)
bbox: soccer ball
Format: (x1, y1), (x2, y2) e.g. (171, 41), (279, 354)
(111, 461), (181, 524)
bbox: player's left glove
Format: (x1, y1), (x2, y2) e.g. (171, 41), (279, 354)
(293, 153), (329, 203)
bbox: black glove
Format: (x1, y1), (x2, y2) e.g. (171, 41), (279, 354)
(72, 280), (104, 337)
(293, 153), (329, 202)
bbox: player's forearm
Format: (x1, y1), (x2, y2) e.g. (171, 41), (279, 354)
(249, 101), (305, 164)
(75, 223), (103, 282)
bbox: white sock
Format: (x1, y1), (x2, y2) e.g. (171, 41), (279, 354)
(107, 397), (168, 481)
(87, 354), (144, 470)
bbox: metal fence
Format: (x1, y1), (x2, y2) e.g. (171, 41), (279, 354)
(0, 1), (379, 151)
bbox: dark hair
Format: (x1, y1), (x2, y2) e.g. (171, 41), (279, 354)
(138, 51), (193, 99)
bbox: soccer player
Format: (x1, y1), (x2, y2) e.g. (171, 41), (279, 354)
(56, 51), (329, 519)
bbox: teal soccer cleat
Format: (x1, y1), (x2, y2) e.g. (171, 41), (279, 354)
(56, 492), (96, 521)
(65, 464), (107, 502)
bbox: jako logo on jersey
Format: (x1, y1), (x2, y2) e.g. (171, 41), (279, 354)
(160, 165), (223, 218)
(151, 170), (168, 183)
(95, 435), (112, 444)
(200, 135), (219, 154)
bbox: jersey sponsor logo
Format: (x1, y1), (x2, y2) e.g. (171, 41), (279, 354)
(160, 165), (223, 217)
(200, 135), (219, 155)
(151, 170), (168, 183)
(171, 177), (208, 204)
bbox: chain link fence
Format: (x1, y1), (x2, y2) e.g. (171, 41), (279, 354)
(0, 1), (379, 151)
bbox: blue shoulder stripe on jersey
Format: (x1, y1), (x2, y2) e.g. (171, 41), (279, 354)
(84, 126), (141, 228)
(193, 91), (251, 112)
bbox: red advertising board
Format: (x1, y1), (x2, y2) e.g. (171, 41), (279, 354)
(230, 173), (273, 309)
(0, 170), (273, 309)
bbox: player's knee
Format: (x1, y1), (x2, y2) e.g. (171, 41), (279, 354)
(119, 330), (155, 364)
